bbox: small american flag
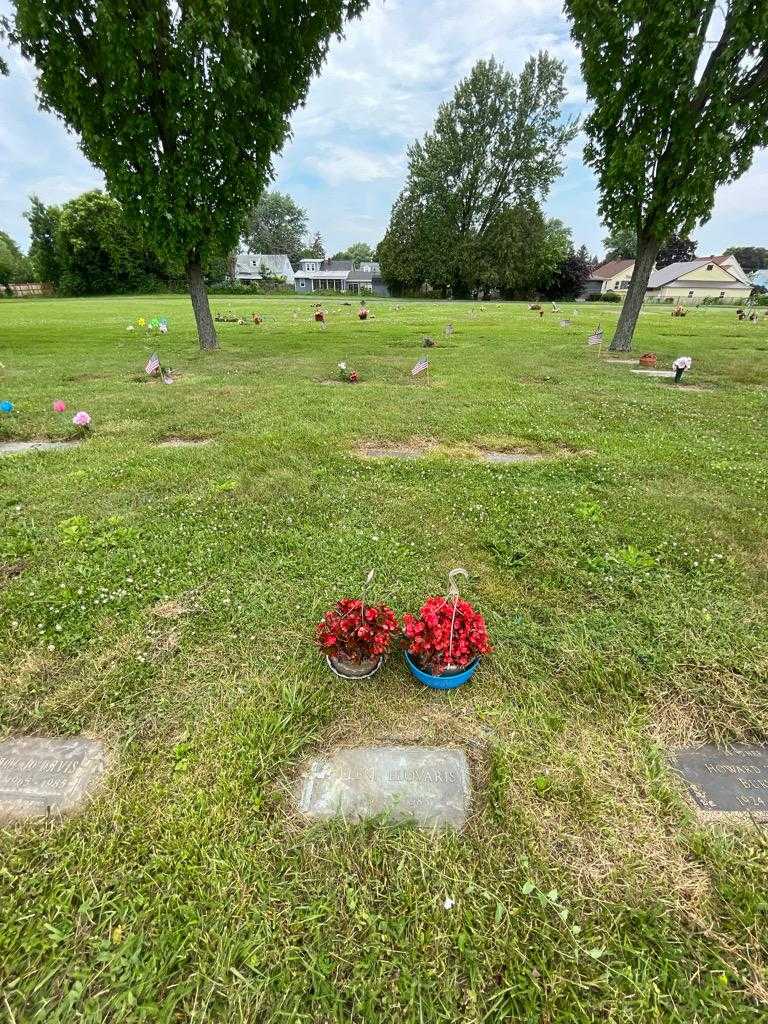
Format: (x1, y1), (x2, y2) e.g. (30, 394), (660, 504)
(145, 352), (160, 375)
(587, 328), (604, 346)
(411, 356), (429, 376)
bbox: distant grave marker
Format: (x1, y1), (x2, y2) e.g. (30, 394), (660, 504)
(0, 737), (105, 823)
(156, 437), (212, 448)
(297, 746), (471, 829)
(0, 440), (82, 457)
(358, 443), (428, 459)
(671, 745), (768, 818)
(631, 369), (676, 378)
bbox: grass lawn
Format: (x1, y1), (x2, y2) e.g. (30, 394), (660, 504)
(1, 294), (768, 1022)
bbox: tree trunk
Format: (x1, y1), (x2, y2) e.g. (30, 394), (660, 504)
(186, 255), (219, 351)
(609, 235), (661, 351)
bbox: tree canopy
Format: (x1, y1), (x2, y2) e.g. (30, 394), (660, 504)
(0, 230), (29, 288)
(602, 227), (637, 262)
(379, 54), (577, 297)
(724, 246), (768, 273)
(24, 195), (61, 286)
(332, 242), (375, 263)
(9, 0), (368, 349)
(302, 232), (325, 259)
(243, 192), (308, 267)
(566, 0), (768, 349)
(655, 233), (697, 269)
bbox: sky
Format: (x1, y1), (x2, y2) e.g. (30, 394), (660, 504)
(1, 0), (767, 260)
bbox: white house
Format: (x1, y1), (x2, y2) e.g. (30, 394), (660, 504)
(234, 250), (294, 286)
(293, 258), (389, 296)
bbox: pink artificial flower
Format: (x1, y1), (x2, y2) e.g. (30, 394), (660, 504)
(72, 411), (91, 427)
(52, 400), (66, 413)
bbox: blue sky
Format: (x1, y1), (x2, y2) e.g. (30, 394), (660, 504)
(1, 0), (766, 260)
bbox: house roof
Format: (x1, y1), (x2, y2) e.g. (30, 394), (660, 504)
(294, 269), (349, 280)
(647, 257), (745, 289)
(235, 251), (293, 279)
(591, 259), (635, 280)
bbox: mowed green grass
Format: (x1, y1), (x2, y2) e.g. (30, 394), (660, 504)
(1, 294), (768, 1022)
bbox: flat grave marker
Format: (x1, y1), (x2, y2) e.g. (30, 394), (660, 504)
(0, 737), (106, 823)
(631, 369), (677, 378)
(0, 440), (82, 457)
(297, 746), (471, 829)
(671, 744), (768, 819)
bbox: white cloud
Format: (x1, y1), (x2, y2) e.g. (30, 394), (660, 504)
(306, 145), (405, 186)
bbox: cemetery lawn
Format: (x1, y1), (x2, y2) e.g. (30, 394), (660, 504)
(2, 294), (768, 1023)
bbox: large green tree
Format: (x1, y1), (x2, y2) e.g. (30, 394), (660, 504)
(655, 233), (698, 270)
(302, 232), (325, 260)
(56, 190), (166, 295)
(9, 1), (367, 350)
(0, 231), (30, 288)
(24, 194), (61, 285)
(332, 242), (375, 263)
(724, 246), (768, 273)
(379, 55), (577, 297)
(566, 0), (768, 350)
(242, 192), (308, 268)
(602, 227), (637, 262)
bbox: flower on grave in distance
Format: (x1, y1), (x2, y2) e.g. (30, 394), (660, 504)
(348, 371), (359, 383)
(338, 361), (347, 370)
(72, 411), (91, 427)
(0, 400), (14, 413)
(52, 400), (67, 413)
(137, 317), (146, 327)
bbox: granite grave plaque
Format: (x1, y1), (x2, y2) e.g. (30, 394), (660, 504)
(672, 744), (768, 817)
(0, 737), (106, 823)
(297, 746), (471, 829)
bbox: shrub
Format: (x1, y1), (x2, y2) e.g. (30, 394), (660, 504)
(596, 290), (622, 302)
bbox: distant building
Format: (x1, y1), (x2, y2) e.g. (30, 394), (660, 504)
(581, 253), (752, 302)
(580, 259), (635, 298)
(294, 258), (389, 296)
(234, 250), (295, 286)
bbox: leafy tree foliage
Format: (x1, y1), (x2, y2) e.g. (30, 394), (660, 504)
(302, 232), (326, 259)
(724, 246), (768, 273)
(541, 244), (595, 300)
(243, 192), (308, 267)
(0, 230), (30, 287)
(566, 0), (768, 349)
(379, 55), (577, 297)
(55, 191), (167, 296)
(24, 194), (61, 285)
(656, 233), (697, 269)
(332, 242), (375, 263)
(602, 227), (637, 262)
(10, 0), (368, 349)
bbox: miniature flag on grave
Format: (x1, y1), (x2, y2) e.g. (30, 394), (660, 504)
(411, 356), (429, 376)
(145, 353), (160, 375)
(587, 328), (603, 346)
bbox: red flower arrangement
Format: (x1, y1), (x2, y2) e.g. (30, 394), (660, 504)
(316, 598), (398, 666)
(358, 309), (368, 320)
(403, 596), (491, 675)
(314, 310), (326, 323)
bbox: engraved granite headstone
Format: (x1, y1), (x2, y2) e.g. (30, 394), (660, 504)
(297, 746), (471, 829)
(0, 737), (105, 823)
(671, 745), (768, 817)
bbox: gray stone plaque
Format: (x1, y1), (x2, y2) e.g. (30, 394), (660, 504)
(0, 737), (106, 823)
(297, 746), (470, 829)
(671, 745), (768, 816)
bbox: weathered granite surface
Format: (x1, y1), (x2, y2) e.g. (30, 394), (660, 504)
(0, 737), (106, 823)
(297, 746), (471, 829)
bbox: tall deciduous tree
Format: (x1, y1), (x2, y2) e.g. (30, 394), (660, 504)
(243, 192), (308, 268)
(332, 242), (375, 263)
(24, 194), (61, 285)
(303, 232), (326, 259)
(655, 233), (698, 269)
(602, 227), (637, 262)
(566, 1), (768, 350)
(9, 1), (368, 350)
(379, 54), (577, 297)
(724, 246), (768, 273)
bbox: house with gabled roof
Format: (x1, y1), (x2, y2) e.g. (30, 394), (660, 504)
(234, 250), (294, 285)
(645, 255), (752, 302)
(293, 258), (390, 296)
(581, 259), (635, 298)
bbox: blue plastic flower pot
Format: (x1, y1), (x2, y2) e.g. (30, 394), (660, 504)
(404, 650), (480, 690)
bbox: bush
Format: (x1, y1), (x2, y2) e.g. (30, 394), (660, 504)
(208, 282), (295, 296)
(596, 290), (622, 302)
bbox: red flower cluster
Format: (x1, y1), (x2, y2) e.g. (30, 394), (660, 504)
(403, 596), (491, 675)
(314, 311), (326, 322)
(358, 309), (368, 320)
(316, 599), (398, 664)
(348, 370), (359, 383)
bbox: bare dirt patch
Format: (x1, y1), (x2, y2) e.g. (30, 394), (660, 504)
(0, 561), (25, 586)
(356, 439), (435, 459)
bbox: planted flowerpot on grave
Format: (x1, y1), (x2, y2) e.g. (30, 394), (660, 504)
(316, 596), (398, 681)
(402, 571), (491, 691)
(639, 353), (657, 367)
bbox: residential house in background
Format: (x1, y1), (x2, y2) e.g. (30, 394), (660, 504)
(234, 250), (295, 286)
(581, 253), (752, 302)
(293, 258), (390, 296)
(645, 255), (752, 302)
